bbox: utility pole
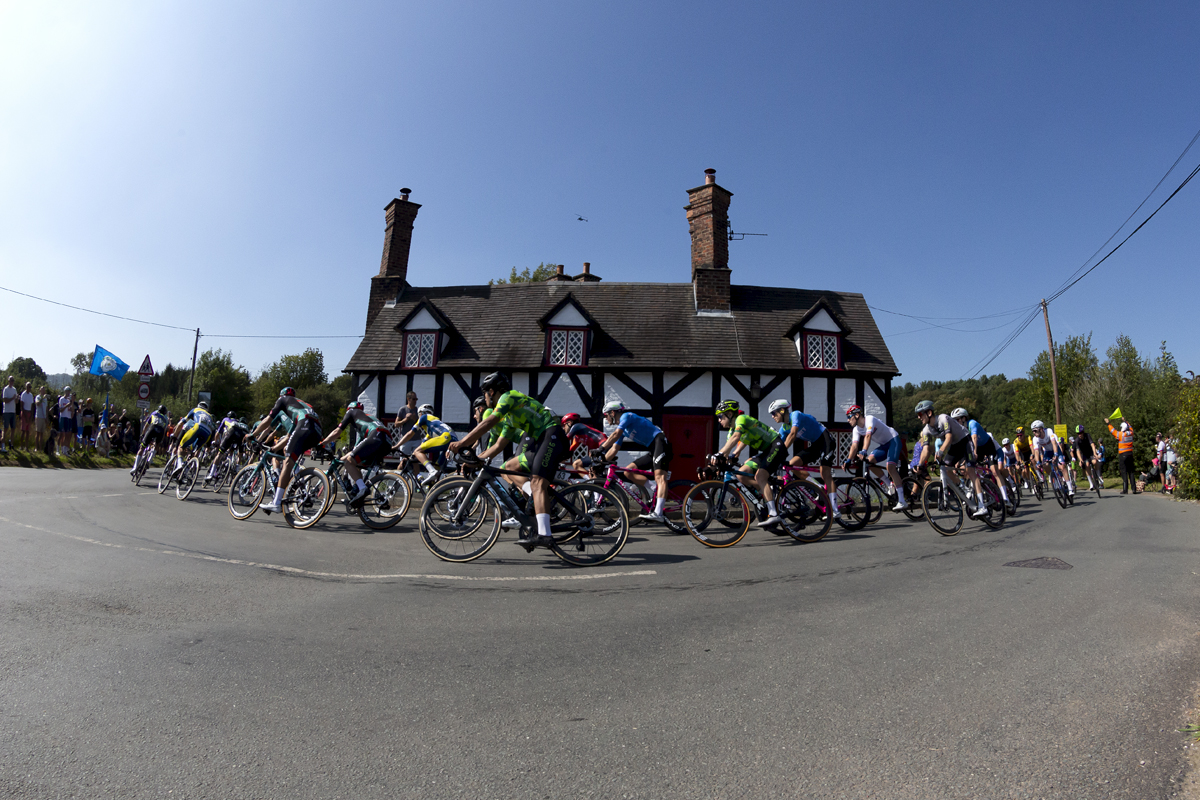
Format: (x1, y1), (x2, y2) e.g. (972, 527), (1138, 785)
(1040, 300), (1062, 426)
(187, 328), (200, 404)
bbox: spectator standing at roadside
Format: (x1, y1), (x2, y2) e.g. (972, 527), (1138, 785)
(393, 391), (420, 455)
(58, 388), (74, 455)
(34, 387), (48, 451)
(1105, 417), (1136, 494)
(81, 399), (95, 452)
(1, 376), (16, 453)
(19, 382), (34, 449)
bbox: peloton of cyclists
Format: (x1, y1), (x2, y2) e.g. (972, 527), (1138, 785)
(247, 387), (324, 515)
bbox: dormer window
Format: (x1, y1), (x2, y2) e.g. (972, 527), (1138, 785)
(789, 300), (849, 372)
(540, 295), (596, 368)
(398, 302), (452, 370)
(403, 331), (438, 368)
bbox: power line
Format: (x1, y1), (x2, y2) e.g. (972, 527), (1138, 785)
(0, 284), (195, 332)
(204, 334), (363, 339)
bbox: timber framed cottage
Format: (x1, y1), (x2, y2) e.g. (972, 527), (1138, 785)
(346, 170), (899, 479)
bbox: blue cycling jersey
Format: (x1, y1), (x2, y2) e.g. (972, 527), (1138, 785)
(615, 412), (662, 448)
(186, 407), (215, 433)
(968, 419), (992, 446)
(780, 410), (825, 442)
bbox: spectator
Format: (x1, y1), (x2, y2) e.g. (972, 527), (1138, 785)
(73, 393), (83, 451)
(1, 376), (16, 453)
(81, 399), (95, 452)
(393, 391), (420, 455)
(1165, 436), (1178, 494)
(1105, 417), (1137, 494)
(121, 422), (136, 454)
(96, 424), (111, 457)
(34, 386), (48, 451)
(58, 388), (74, 456)
(19, 381), (34, 449)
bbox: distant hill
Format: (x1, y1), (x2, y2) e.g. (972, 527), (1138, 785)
(45, 373), (73, 391)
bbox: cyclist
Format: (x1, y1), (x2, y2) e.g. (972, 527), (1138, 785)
(914, 400), (989, 518)
(450, 372), (569, 550)
(1029, 420), (1072, 497)
(951, 408), (1011, 510)
(173, 400), (216, 472)
(597, 402), (673, 523)
(1011, 426), (1034, 489)
(319, 401), (393, 504)
(768, 399), (838, 518)
(1069, 425), (1099, 490)
(561, 412), (604, 473)
(712, 400), (785, 527)
(392, 403), (459, 486)
(204, 414), (250, 485)
(247, 387), (324, 515)
(131, 404), (170, 475)
(845, 405), (907, 512)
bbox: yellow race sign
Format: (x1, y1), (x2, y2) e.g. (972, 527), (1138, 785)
(1054, 424), (1069, 441)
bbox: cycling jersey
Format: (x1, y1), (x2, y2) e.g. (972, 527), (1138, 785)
(145, 410), (168, 432)
(967, 420), (992, 446)
(184, 407), (215, 434)
(733, 414), (779, 452)
(481, 407), (517, 449)
(268, 396), (317, 429)
(933, 414), (969, 445)
(614, 412), (662, 448)
(850, 415), (896, 446)
(567, 422), (605, 456)
(779, 410), (825, 443)
(1075, 432), (1096, 459)
(339, 408), (389, 442)
(414, 413), (458, 453)
(1031, 430), (1060, 455)
(1013, 435), (1032, 454)
(492, 391), (555, 439)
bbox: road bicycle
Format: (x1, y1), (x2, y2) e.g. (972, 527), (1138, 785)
(202, 446), (241, 493)
(418, 451), (629, 566)
(920, 460), (1006, 536)
(1032, 459), (1071, 509)
(157, 450), (201, 500)
(779, 463), (874, 529)
(839, 459), (922, 525)
(681, 454), (831, 548)
(317, 448), (411, 530)
(1080, 458), (1103, 498)
(227, 440), (329, 529)
(583, 457), (694, 533)
(130, 441), (157, 486)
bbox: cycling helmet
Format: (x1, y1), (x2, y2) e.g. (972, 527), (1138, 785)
(238, 417), (246, 424)
(845, 405), (863, 419)
(348, 402), (364, 411)
(951, 407), (968, 420)
(280, 387), (296, 397)
(1015, 426), (1025, 435)
(198, 401), (209, 410)
(915, 400), (934, 415)
(1031, 420), (1045, 430)
(471, 396), (487, 409)
(158, 405), (167, 414)
(1002, 437), (1011, 446)
(418, 404), (434, 416)
(1069, 436), (1076, 444)
(1076, 424), (1085, 433)
(715, 399), (740, 417)
(480, 372), (510, 392)
(561, 413), (581, 425)
(768, 399), (790, 414)
(602, 400), (626, 415)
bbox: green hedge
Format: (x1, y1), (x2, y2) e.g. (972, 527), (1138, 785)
(1171, 384), (1200, 500)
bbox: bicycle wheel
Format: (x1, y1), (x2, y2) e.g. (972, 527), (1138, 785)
(1051, 474), (1068, 508)
(832, 479), (871, 531)
(682, 480), (751, 548)
(860, 477), (886, 525)
(133, 449), (148, 486)
(176, 458), (200, 500)
(284, 468), (331, 529)
(228, 464), (266, 520)
(977, 478), (1006, 530)
(901, 476), (925, 521)
(157, 459), (176, 494)
(358, 473), (412, 530)
(922, 480), (963, 536)
(419, 478), (501, 562)
(1092, 464), (1103, 498)
(777, 481), (832, 543)
(662, 479), (695, 534)
(549, 483), (630, 566)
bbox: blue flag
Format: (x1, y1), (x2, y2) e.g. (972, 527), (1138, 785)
(90, 346), (130, 380)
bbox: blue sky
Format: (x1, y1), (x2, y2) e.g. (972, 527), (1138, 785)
(1, 0), (1197, 384)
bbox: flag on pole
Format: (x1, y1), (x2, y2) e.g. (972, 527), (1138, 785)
(1109, 407), (1123, 420)
(89, 346), (130, 380)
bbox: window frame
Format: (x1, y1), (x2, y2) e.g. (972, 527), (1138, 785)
(544, 327), (589, 368)
(401, 330), (439, 370)
(802, 331), (842, 371)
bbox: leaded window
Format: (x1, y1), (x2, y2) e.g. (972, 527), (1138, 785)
(806, 333), (840, 370)
(403, 332), (437, 369)
(547, 328), (587, 367)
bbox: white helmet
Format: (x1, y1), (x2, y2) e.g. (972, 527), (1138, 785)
(418, 404), (434, 416)
(1031, 420), (1045, 430)
(1002, 437), (1011, 446)
(951, 407), (968, 420)
(602, 400), (625, 415)
(768, 398), (790, 414)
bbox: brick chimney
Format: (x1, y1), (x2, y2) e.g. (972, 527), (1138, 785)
(366, 189), (421, 330)
(574, 262), (601, 282)
(685, 169), (732, 313)
(548, 264), (574, 282)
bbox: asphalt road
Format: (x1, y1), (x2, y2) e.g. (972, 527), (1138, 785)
(2, 466), (1199, 799)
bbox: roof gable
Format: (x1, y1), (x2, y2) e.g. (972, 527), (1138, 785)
(537, 293), (600, 330)
(786, 296), (853, 338)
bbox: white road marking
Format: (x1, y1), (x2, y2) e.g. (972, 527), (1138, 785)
(0, 515), (657, 583)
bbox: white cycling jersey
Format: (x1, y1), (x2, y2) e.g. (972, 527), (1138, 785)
(851, 415), (897, 447)
(1031, 430), (1059, 453)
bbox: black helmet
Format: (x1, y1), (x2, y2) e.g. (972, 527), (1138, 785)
(158, 404), (167, 414)
(472, 396), (487, 409)
(480, 372), (510, 392)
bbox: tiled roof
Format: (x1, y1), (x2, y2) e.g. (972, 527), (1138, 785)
(346, 282), (898, 375)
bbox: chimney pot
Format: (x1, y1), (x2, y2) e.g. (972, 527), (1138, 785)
(704, 169), (716, 185)
(400, 188), (411, 200)
(556, 264), (564, 276)
(582, 262), (590, 274)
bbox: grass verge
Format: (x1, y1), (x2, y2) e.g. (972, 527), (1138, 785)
(0, 448), (136, 470)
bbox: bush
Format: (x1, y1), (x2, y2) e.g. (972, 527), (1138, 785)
(1171, 384), (1200, 500)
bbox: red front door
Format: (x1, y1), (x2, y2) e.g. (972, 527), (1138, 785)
(662, 414), (713, 483)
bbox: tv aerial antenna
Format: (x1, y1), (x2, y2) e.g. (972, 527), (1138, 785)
(727, 221), (767, 242)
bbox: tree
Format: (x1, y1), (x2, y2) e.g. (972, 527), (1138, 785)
(194, 349), (253, 418)
(489, 262), (558, 286)
(1011, 333), (1099, 429)
(252, 348), (330, 415)
(4, 357), (47, 384)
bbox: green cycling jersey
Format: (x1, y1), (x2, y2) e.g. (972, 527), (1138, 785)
(492, 390), (555, 439)
(733, 414), (779, 452)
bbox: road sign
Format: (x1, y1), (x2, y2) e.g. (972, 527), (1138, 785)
(1054, 424), (1068, 442)
(137, 355), (154, 377)
(136, 399), (151, 410)
(138, 383), (150, 400)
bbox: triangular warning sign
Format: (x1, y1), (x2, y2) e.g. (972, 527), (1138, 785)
(137, 355), (154, 376)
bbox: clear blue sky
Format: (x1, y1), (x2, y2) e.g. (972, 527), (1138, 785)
(2, 0), (1197, 384)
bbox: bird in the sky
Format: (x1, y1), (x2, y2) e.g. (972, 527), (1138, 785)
(576, 214), (588, 222)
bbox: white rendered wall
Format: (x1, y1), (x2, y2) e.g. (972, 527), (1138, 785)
(356, 379), (379, 417)
(384, 375), (407, 414)
(865, 382), (886, 419)
(543, 374), (587, 417)
(442, 375), (471, 425)
(664, 372), (712, 408)
(835, 378), (856, 420)
(803, 377), (827, 423)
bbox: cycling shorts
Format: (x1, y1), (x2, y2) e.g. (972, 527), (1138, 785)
(141, 425), (166, 447)
(632, 433), (672, 473)
(520, 425), (569, 480)
(417, 430), (455, 453)
(179, 425), (210, 452)
(220, 429), (248, 451)
(745, 439), (787, 475)
(941, 437), (974, 467)
(284, 416), (323, 462)
(793, 429), (835, 468)
(865, 435), (902, 466)
(350, 429), (392, 468)
(975, 438), (998, 463)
